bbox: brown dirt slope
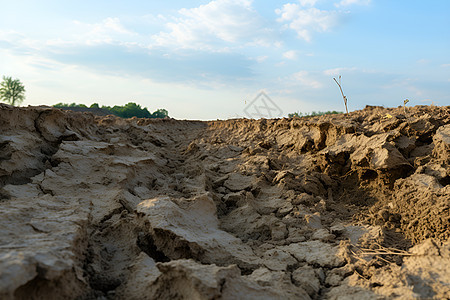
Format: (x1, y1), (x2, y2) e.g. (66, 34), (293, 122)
(0, 103), (449, 299)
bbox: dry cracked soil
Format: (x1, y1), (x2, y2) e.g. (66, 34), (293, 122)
(0, 103), (449, 299)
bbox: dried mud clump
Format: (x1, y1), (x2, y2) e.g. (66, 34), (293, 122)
(0, 103), (449, 299)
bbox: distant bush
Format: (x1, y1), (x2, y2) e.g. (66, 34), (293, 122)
(288, 111), (343, 118)
(151, 109), (169, 119)
(54, 102), (87, 108)
(53, 102), (169, 119)
(103, 102), (152, 118)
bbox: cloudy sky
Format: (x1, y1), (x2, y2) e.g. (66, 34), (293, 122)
(1, 0), (449, 119)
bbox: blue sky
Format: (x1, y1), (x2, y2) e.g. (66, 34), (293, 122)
(1, 0), (449, 119)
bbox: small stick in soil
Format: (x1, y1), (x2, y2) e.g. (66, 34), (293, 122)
(333, 76), (349, 115)
(350, 249), (372, 264)
(374, 255), (393, 264)
(359, 243), (415, 256)
(354, 269), (370, 281)
(403, 99), (411, 125)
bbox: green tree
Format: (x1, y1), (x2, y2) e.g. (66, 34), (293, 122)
(0, 76), (26, 106)
(105, 102), (152, 118)
(151, 108), (168, 118)
(53, 101), (169, 119)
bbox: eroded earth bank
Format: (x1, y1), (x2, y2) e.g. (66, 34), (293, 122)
(0, 104), (449, 299)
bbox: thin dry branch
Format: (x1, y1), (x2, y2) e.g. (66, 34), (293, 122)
(375, 255), (393, 265)
(354, 269), (370, 281)
(356, 243), (415, 257)
(348, 242), (417, 268)
(333, 76), (348, 114)
(403, 99), (411, 125)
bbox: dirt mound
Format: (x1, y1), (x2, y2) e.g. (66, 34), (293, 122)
(0, 103), (449, 299)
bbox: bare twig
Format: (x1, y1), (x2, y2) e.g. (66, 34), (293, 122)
(403, 99), (409, 115)
(358, 243), (415, 256)
(350, 249), (371, 264)
(403, 99), (411, 124)
(333, 76), (348, 115)
(354, 269), (370, 281)
(348, 243), (416, 268)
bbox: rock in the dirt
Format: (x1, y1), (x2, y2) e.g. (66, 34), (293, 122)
(433, 124), (450, 165)
(261, 248), (297, 271)
(281, 241), (345, 268)
(343, 225), (383, 245)
(292, 265), (321, 297)
(223, 173), (255, 191)
(0, 194), (90, 300)
(287, 227), (307, 243)
(350, 132), (413, 178)
(390, 173), (449, 242)
(247, 267), (310, 299)
(311, 228), (335, 242)
(137, 194), (260, 269)
(149, 259), (291, 300)
(326, 283), (383, 300)
(271, 222), (288, 241)
(115, 253), (161, 299)
(304, 213), (323, 229)
(222, 191), (246, 208)
(219, 204), (277, 242)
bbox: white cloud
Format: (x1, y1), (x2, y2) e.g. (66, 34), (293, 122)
(0, 30), (22, 40)
(416, 59), (429, 65)
(0, 18), (140, 50)
(283, 50), (298, 60)
(299, 0), (318, 6)
(382, 78), (424, 97)
(323, 67), (357, 76)
(94, 17), (134, 35)
(276, 4), (338, 42)
(335, 0), (371, 7)
(0, 30), (44, 50)
(55, 17), (139, 46)
(292, 71), (323, 88)
(72, 17), (137, 45)
(441, 63), (450, 68)
(152, 0), (273, 50)
(140, 14), (168, 23)
(254, 55), (269, 63)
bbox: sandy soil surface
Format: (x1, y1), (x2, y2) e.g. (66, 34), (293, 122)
(0, 103), (449, 299)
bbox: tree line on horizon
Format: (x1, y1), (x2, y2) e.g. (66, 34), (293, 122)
(0, 76), (169, 119)
(53, 102), (169, 119)
(2, 76), (342, 120)
(288, 111), (343, 118)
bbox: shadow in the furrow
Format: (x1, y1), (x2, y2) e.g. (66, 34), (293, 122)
(79, 124), (210, 299)
(80, 119), (289, 298)
(13, 270), (86, 300)
(326, 169), (416, 250)
(82, 211), (145, 299)
(136, 232), (170, 263)
(0, 136), (64, 189)
(0, 108), (90, 190)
